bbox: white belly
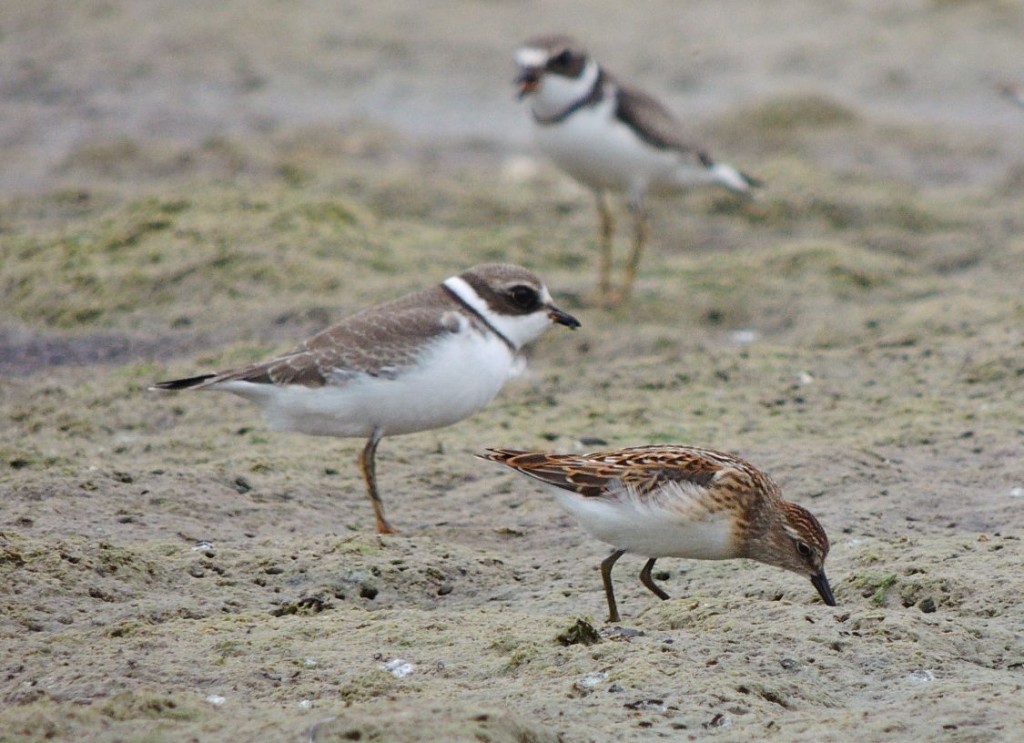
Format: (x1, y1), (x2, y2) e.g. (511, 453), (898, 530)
(214, 332), (516, 438)
(549, 486), (737, 560)
(533, 99), (704, 196)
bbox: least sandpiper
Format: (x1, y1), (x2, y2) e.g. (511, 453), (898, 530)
(481, 444), (835, 622)
(515, 34), (760, 305)
(152, 264), (580, 534)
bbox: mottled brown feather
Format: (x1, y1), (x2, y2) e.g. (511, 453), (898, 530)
(481, 445), (778, 506)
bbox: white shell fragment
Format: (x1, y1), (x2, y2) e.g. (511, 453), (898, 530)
(383, 658), (415, 678)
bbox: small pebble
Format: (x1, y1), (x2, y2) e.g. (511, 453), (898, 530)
(730, 329), (760, 345)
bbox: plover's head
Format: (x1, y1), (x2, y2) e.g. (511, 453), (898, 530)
(443, 263), (579, 350)
(750, 500), (836, 607)
(514, 34), (591, 100)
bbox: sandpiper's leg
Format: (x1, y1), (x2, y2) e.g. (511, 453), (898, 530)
(600, 549), (627, 623)
(358, 429), (395, 534)
(595, 191), (615, 301)
(639, 557), (670, 601)
(619, 192), (649, 304)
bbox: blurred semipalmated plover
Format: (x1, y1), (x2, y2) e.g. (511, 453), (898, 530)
(515, 34), (760, 305)
(153, 264), (579, 534)
(482, 444), (835, 622)
(997, 81), (1024, 110)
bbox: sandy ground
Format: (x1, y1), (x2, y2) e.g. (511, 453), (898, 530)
(2, 1), (1024, 741)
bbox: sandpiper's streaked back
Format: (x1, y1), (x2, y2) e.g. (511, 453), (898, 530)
(481, 444), (835, 622)
(152, 264), (580, 534)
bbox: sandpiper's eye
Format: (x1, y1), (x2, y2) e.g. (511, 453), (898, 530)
(509, 285), (539, 310)
(796, 541), (812, 558)
(550, 49), (573, 68)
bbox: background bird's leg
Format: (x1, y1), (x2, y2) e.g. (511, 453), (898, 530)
(595, 190), (615, 302)
(619, 190), (649, 304)
(600, 549), (627, 623)
(639, 558), (670, 600)
(359, 428), (395, 534)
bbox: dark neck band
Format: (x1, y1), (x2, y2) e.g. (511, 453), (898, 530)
(533, 67), (605, 126)
(442, 285), (516, 352)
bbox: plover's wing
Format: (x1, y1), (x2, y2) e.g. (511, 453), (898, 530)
(163, 287), (468, 390)
(294, 290), (469, 380)
(614, 82), (707, 160)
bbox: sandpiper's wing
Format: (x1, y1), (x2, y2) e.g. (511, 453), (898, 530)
(481, 445), (764, 500)
(154, 286), (466, 390)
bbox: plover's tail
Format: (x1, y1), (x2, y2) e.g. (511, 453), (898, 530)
(709, 161), (763, 193)
(149, 373), (218, 391)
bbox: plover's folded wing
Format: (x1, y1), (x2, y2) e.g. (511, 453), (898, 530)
(155, 287), (468, 390)
(614, 82), (706, 159)
(293, 296), (467, 382)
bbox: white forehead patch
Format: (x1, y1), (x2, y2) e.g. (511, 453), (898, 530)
(515, 47), (549, 68)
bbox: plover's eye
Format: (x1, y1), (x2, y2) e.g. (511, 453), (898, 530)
(796, 541), (812, 558)
(550, 49), (573, 68)
(509, 285), (539, 310)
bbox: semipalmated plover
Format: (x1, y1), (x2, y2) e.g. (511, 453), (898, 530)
(153, 264), (580, 534)
(481, 444), (835, 622)
(515, 34), (761, 305)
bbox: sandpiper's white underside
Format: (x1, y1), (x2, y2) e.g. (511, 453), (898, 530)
(548, 479), (737, 560)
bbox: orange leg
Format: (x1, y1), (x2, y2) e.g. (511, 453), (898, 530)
(595, 191), (615, 302)
(359, 429), (396, 534)
(619, 194), (649, 304)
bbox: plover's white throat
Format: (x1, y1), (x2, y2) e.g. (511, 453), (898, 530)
(515, 34), (761, 305)
(152, 264), (580, 534)
(481, 445), (835, 622)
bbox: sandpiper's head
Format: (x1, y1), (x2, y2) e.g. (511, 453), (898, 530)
(753, 500), (836, 606)
(514, 34), (590, 99)
(443, 263), (579, 350)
